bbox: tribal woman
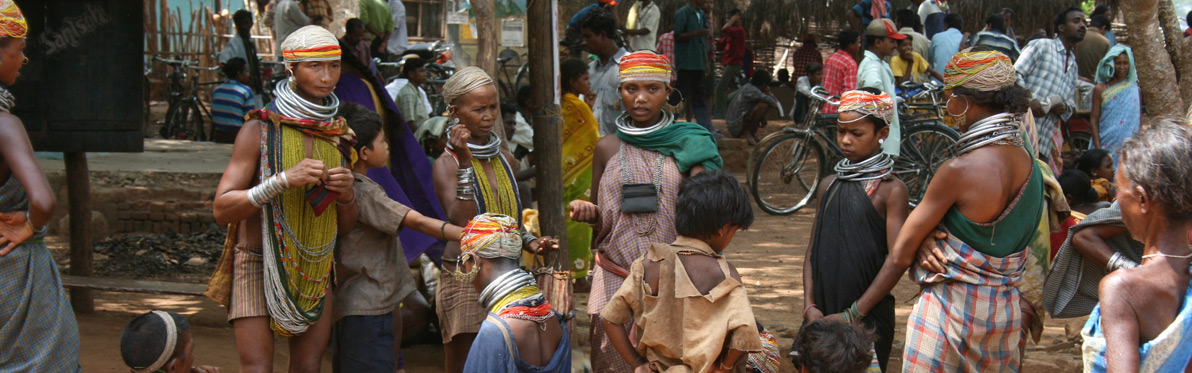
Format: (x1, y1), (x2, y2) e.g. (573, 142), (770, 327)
(431, 67), (557, 373)
(568, 50), (723, 372)
(801, 88), (908, 372)
(211, 25), (358, 372)
(0, 2), (81, 370)
(845, 49), (1048, 371)
(459, 213), (570, 372)
(1081, 120), (1192, 372)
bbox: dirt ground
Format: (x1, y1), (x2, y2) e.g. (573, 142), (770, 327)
(56, 117), (1086, 372)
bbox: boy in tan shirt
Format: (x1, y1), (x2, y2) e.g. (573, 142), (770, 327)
(600, 170), (762, 372)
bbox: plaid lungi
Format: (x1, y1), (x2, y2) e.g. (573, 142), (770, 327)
(903, 231), (1027, 372)
(0, 177), (80, 371)
(435, 270), (484, 343)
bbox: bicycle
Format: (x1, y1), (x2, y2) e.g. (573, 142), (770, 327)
(748, 84), (960, 215)
(496, 48), (529, 103)
(153, 56), (221, 141)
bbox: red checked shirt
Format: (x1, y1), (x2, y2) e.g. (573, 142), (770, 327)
(821, 49), (857, 114)
(656, 32), (677, 81)
(719, 25), (746, 66)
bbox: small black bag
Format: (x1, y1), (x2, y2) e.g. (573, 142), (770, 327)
(620, 183), (659, 213)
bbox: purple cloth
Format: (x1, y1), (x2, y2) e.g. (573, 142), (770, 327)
(336, 72), (446, 265)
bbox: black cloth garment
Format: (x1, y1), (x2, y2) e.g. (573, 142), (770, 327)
(808, 179), (895, 372)
(239, 32), (264, 96)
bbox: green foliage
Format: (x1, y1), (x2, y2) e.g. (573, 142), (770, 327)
(1082, 0), (1097, 15)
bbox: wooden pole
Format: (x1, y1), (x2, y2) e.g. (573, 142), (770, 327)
(528, 0), (567, 270)
(65, 152), (93, 313)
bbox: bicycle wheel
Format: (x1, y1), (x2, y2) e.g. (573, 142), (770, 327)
(749, 133), (826, 215)
(895, 123), (960, 206)
(162, 103), (185, 139)
(189, 103), (209, 142)
(1065, 131), (1093, 161)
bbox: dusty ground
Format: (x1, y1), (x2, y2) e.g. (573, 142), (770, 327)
(52, 118), (1086, 372)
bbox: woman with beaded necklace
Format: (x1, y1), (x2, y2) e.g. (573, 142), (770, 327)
(844, 49), (1047, 371)
(431, 66), (558, 373)
(211, 25), (358, 372)
(458, 213), (570, 372)
(0, 2), (81, 371)
(568, 50), (722, 372)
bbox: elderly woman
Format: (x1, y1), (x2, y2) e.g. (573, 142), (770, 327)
(0, 3), (81, 371)
(844, 49), (1048, 371)
(457, 213), (570, 372)
(212, 25), (358, 371)
(1081, 121), (1192, 372)
(430, 67), (557, 373)
(568, 50), (723, 372)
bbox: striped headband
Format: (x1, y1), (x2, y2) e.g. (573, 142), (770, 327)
(131, 311), (178, 373)
(838, 90), (895, 124)
(460, 213), (522, 259)
(619, 51), (672, 83)
(943, 49), (1016, 91)
(0, 0), (26, 38)
(281, 25), (342, 63)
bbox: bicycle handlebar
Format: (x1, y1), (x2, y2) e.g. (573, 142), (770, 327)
(807, 86), (840, 107)
(153, 56), (197, 66)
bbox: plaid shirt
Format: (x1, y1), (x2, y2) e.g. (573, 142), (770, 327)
(656, 32), (677, 81)
(1015, 38), (1076, 159)
(790, 45), (823, 78)
(301, 0), (333, 26)
(821, 49), (857, 114)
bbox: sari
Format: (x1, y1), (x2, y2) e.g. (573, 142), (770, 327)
(335, 69), (447, 265)
(1093, 45), (1140, 164)
(1082, 278), (1192, 372)
(561, 93), (599, 278)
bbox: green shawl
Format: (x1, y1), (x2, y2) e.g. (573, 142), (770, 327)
(616, 121), (723, 173)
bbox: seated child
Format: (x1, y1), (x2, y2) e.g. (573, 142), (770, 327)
(459, 213), (569, 372)
(333, 103), (465, 372)
(789, 320), (876, 373)
(891, 38), (944, 84)
(120, 311), (220, 373)
(1051, 169), (1112, 258)
(726, 70), (782, 145)
(600, 170), (763, 372)
(1075, 149), (1116, 202)
(801, 88), (908, 371)
(793, 62), (823, 123)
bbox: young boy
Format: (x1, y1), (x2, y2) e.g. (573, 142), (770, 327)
(891, 37), (945, 84)
(120, 311), (220, 373)
(789, 320), (876, 373)
(395, 58), (430, 132)
(801, 88), (908, 371)
(333, 103), (465, 372)
(210, 57), (257, 144)
(600, 170), (762, 372)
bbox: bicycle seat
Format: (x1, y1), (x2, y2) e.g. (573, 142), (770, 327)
(498, 49), (520, 64)
(406, 42), (436, 52)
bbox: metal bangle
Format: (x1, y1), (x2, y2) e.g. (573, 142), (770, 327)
(456, 194), (476, 201)
(1107, 252), (1138, 271)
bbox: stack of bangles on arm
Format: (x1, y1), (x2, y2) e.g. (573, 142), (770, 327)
(457, 167), (475, 201)
(1106, 252), (1138, 271)
(248, 171), (291, 208)
(842, 302), (866, 324)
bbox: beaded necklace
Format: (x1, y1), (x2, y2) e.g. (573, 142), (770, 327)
(480, 270), (554, 325)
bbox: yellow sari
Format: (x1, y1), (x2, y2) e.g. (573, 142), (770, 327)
(561, 92), (600, 278)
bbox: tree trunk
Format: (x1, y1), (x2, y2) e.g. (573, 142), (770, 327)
(1156, 0), (1192, 110)
(527, 0), (567, 270)
(472, 0), (499, 88)
(1121, 0), (1184, 118)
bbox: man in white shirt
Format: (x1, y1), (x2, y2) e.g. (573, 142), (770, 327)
(273, 0), (310, 58)
(622, 0), (659, 52)
(386, 0), (409, 57)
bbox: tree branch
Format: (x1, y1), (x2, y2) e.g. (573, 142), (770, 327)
(1122, 0), (1184, 118)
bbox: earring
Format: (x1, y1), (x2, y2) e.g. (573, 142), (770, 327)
(288, 76), (296, 89)
(878, 138), (885, 144)
(21, 56), (27, 65)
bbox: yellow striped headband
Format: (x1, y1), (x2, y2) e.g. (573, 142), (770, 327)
(281, 25), (342, 63)
(619, 51), (672, 83)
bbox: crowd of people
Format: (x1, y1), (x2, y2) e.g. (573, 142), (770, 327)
(2, 0), (1192, 372)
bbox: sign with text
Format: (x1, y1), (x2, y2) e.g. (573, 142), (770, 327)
(13, 0), (143, 152)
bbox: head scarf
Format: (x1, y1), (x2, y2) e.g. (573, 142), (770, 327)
(838, 90), (896, 124)
(619, 51), (672, 84)
(1095, 44), (1136, 85)
(460, 213), (522, 260)
(0, 0), (25, 39)
(943, 49), (1017, 91)
(281, 25), (341, 63)
(442, 66), (495, 106)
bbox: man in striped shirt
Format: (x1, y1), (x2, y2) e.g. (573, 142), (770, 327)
(211, 58), (258, 144)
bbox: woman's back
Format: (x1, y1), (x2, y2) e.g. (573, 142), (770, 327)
(940, 145), (1042, 257)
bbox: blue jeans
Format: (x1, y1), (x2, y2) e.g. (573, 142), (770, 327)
(333, 313), (395, 372)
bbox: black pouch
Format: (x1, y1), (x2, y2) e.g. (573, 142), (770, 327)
(621, 183), (659, 213)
